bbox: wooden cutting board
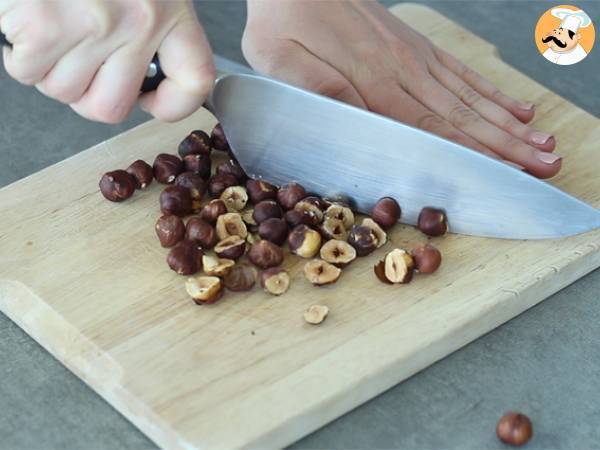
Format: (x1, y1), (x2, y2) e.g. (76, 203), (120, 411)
(1, 4), (599, 449)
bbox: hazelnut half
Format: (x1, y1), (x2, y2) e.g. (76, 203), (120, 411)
(160, 186), (193, 217)
(258, 218), (288, 246)
(199, 199), (228, 225)
(167, 240), (203, 275)
(183, 154), (211, 180)
(347, 225), (378, 256)
(220, 186), (249, 212)
(496, 412), (533, 446)
(288, 225), (322, 258)
(247, 240), (284, 269)
(303, 260), (341, 285)
(185, 217), (218, 249)
(202, 255), (235, 277)
(320, 239), (357, 267)
(325, 204), (354, 229)
(261, 267), (290, 295)
(99, 170), (136, 202)
(374, 248), (414, 284)
(178, 130), (211, 157)
(319, 217), (348, 241)
(303, 304), (329, 325)
(224, 263), (257, 292)
(210, 123), (230, 152)
(277, 183), (306, 210)
(153, 154), (183, 184)
(246, 179), (278, 204)
(411, 244), (442, 274)
(185, 276), (223, 304)
(217, 159), (247, 183)
(175, 172), (207, 210)
(214, 235), (246, 260)
(208, 173), (239, 198)
(371, 197), (401, 229)
(126, 160), (153, 189)
(362, 218), (387, 248)
(155, 214), (186, 248)
(253, 200), (282, 224)
(417, 207), (448, 236)
(216, 212), (248, 240)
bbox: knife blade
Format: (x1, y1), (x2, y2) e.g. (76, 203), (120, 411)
(208, 74), (600, 239)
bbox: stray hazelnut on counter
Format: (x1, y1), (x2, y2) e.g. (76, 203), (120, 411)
(319, 217), (348, 241)
(214, 235), (247, 260)
(253, 200), (282, 224)
(294, 200), (324, 224)
(217, 160), (247, 183)
(374, 248), (414, 284)
(210, 123), (230, 152)
(200, 199), (228, 225)
(159, 186), (193, 217)
(167, 240), (203, 275)
(320, 240), (357, 267)
(186, 217), (218, 250)
(178, 130), (211, 158)
(155, 215), (186, 248)
(248, 240), (284, 269)
(186, 276), (223, 304)
(371, 197), (401, 229)
(220, 186), (249, 212)
(303, 260), (342, 285)
(175, 172), (207, 210)
(496, 412), (533, 446)
(362, 218), (387, 248)
(99, 170), (136, 202)
(246, 179), (278, 204)
(347, 225), (378, 256)
(182, 154), (211, 180)
(277, 183), (306, 210)
(153, 154), (183, 184)
(258, 218), (289, 246)
(417, 207), (448, 236)
(126, 160), (153, 189)
(261, 267), (291, 295)
(202, 255), (235, 277)
(303, 305), (329, 325)
(325, 204), (354, 229)
(288, 225), (322, 258)
(216, 212), (248, 240)
(224, 263), (257, 292)
(208, 173), (239, 198)
(411, 244), (442, 274)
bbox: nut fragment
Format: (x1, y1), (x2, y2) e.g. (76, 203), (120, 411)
(496, 412), (533, 446)
(261, 267), (290, 295)
(362, 218), (387, 248)
(258, 218), (288, 246)
(374, 248), (414, 284)
(214, 235), (247, 260)
(99, 170), (136, 202)
(411, 244), (442, 274)
(303, 305), (329, 324)
(288, 225), (322, 258)
(318, 217), (348, 241)
(160, 186), (193, 216)
(182, 154), (211, 180)
(246, 179), (278, 204)
(325, 204), (354, 229)
(217, 159), (247, 183)
(241, 209), (257, 226)
(417, 207), (448, 236)
(210, 123), (230, 152)
(253, 200), (282, 224)
(277, 183), (306, 210)
(208, 173), (239, 198)
(175, 172), (207, 210)
(320, 239), (357, 267)
(200, 199), (228, 225)
(224, 263), (257, 292)
(153, 154), (183, 184)
(371, 197), (401, 229)
(220, 186), (249, 212)
(185, 217), (218, 249)
(303, 260), (341, 285)
(202, 255), (235, 277)
(155, 214), (186, 248)
(186, 276), (223, 304)
(347, 225), (378, 256)
(126, 160), (153, 189)
(167, 240), (203, 275)
(178, 130), (211, 157)
(247, 240), (284, 269)
(216, 212), (248, 240)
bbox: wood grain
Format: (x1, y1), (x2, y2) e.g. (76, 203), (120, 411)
(0, 4), (598, 449)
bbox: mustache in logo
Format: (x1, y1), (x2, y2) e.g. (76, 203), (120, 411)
(542, 35), (567, 48)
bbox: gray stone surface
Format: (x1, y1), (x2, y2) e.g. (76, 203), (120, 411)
(1, 1), (598, 449)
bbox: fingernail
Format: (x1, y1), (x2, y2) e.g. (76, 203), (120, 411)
(531, 132), (553, 145)
(536, 152), (562, 164)
(503, 160), (526, 171)
(518, 102), (535, 111)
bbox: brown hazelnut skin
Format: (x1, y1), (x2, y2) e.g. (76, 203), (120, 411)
(217, 159), (247, 183)
(418, 207), (448, 236)
(185, 217), (218, 249)
(199, 199), (228, 225)
(208, 173), (239, 198)
(253, 200), (282, 224)
(182, 154), (211, 180)
(284, 209), (318, 227)
(99, 170), (136, 202)
(159, 186), (193, 217)
(258, 218), (288, 246)
(347, 226), (378, 256)
(210, 123), (230, 152)
(178, 130), (211, 157)
(302, 196), (329, 211)
(223, 264), (257, 292)
(287, 225), (322, 258)
(496, 412), (533, 446)
(155, 215), (186, 248)
(153, 154), (184, 184)
(174, 172), (207, 207)
(411, 244), (442, 274)
(245, 179), (278, 204)
(277, 183), (307, 210)
(214, 236), (246, 260)
(371, 197), (401, 230)
(126, 160), (153, 189)
(166, 240), (203, 275)
(247, 240), (284, 269)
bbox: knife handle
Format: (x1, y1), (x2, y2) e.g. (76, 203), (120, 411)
(0, 32), (8, 47)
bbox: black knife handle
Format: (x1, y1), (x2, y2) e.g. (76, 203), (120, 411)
(0, 31), (10, 47)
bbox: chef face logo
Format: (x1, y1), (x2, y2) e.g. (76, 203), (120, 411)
(535, 5), (595, 65)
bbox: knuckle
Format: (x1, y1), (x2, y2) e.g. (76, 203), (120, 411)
(498, 112), (520, 132)
(502, 135), (524, 152)
(91, 100), (129, 124)
(416, 112), (447, 132)
(40, 79), (82, 104)
(447, 103), (479, 129)
(128, 0), (160, 37)
(312, 77), (352, 99)
(456, 84), (481, 107)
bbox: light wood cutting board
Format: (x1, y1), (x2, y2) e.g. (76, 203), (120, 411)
(1, 4), (599, 449)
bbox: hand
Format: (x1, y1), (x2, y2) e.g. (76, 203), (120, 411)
(0, 0), (215, 123)
(242, 0), (561, 178)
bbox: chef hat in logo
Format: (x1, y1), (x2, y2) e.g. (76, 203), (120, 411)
(551, 8), (592, 33)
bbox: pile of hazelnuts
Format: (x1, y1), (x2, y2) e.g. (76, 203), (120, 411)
(99, 123), (448, 304)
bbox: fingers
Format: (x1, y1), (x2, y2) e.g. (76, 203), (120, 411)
(138, 18), (215, 122)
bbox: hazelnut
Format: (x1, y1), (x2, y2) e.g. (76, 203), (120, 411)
(199, 199), (228, 225)
(294, 200), (324, 224)
(185, 217), (218, 249)
(361, 218), (387, 248)
(371, 197), (401, 229)
(208, 173), (238, 198)
(159, 186), (193, 217)
(241, 209), (257, 226)
(178, 130), (211, 157)
(182, 154), (211, 180)
(153, 154), (183, 184)
(224, 263), (257, 292)
(261, 267), (290, 295)
(202, 255), (235, 277)
(302, 196), (329, 211)
(417, 207), (448, 236)
(210, 123), (230, 152)
(318, 217), (348, 241)
(374, 248), (414, 284)
(284, 209), (320, 227)
(277, 183), (306, 210)
(288, 225), (322, 258)
(320, 239), (357, 267)
(246, 233), (260, 245)
(126, 160), (153, 189)
(216, 212), (248, 240)
(347, 226), (378, 256)
(167, 240), (203, 275)
(246, 179), (278, 204)
(175, 172), (207, 211)
(411, 244), (442, 274)
(220, 186), (249, 212)
(303, 304), (329, 324)
(217, 159), (247, 183)
(258, 218), (288, 246)
(214, 235), (247, 260)
(303, 260), (341, 285)
(496, 412), (533, 446)
(325, 204), (354, 229)
(99, 170), (136, 202)
(185, 276), (223, 304)
(253, 200), (282, 224)
(155, 214), (186, 248)
(247, 240), (284, 269)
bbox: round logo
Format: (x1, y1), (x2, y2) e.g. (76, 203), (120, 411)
(535, 4), (595, 65)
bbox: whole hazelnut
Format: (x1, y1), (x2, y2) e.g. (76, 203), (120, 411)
(284, 209), (320, 227)
(303, 260), (341, 285)
(277, 183), (306, 210)
(371, 197), (401, 230)
(99, 170), (136, 202)
(294, 200), (324, 224)
(318, 217), (348, 241)
(208, 173), (239, 198)
(160, 186), (193, 217)
(224, 263), (257, 292)
(411, 244), (442, 274)
(288, 225), (322, 258)
(199, 199), (228, 225)
(320, 239), (357, 267)
(246, 179), (278, 204)
(496, 412), (533, 446)
(303, 304), (329, 324)
(178, 130), (211, 157)
(217, 159), (247, 183)
(417, 207), (448, 236)
(153, 154), (183, 184)
(185, 276), (223, 304)
(362, 218), (387, 248)
(253, 200), (282, 224)
(258, 218), (288, 246)
(374, 248), (414, 284)
(220, 186), (249, 212)
(183, 154), (211, 180)
(302, 196), (329, 211)
(247, 240), (284, 269)
(210, 123), (230, 152)
(261, 267), (291, 295)
(347, 226), (378, 256)
(167, 240), (203, 275)
(155, 214), (186, 248)
(202, 255), (235, 277)
(325, 204), (354, 229)
(175, 172), (207, 211)
(126, 160), (153, 189)
(214, 235), (246, 260)
(185, 217), (218, 249)
(216, 212), (248, 240)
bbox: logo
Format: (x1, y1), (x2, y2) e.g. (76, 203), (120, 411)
(535, 5), (595, 65)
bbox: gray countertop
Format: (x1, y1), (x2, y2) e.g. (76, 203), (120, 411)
(1, 1), (598, 449)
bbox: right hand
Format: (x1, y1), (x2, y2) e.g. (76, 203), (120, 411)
(0, 0), (215, 123)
